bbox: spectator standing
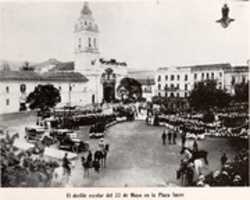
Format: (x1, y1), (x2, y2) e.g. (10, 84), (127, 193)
(161, 130), (167, 145)
(220, 153), (228, 166)
(62, 153), (71, 176)
(168, 130), (172, 144)
(173, 129), (177, 144)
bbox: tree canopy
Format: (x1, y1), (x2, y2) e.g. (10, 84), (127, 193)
(188, 80), (231, 111)
(26, 84), (61, 111)
(234, 82), (249, 102)
(117, 77), (142, 102)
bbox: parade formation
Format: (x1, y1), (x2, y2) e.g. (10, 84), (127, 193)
(0, 100), (249, 187)
(0, 1), (249, 188)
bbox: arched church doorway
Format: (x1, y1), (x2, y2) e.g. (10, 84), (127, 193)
(101, 68), (116, 103)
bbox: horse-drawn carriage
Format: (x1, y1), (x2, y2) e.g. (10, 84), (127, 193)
(89, 122), (105, 139)
(53, 129), (89, 153)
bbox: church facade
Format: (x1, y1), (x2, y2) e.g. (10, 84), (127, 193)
(73, 2), (128, 104)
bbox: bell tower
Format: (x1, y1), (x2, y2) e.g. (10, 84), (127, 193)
(74, 2), (100, 74)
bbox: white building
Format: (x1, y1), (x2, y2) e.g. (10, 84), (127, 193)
(73, 2), (128, 104)
(155, 63), (249, 98)
(0, 70), (89, 114)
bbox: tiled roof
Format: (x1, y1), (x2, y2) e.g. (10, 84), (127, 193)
(0, 70), (42, 81)
(43, 71), (88, 82)
(0, 70), (88, 83)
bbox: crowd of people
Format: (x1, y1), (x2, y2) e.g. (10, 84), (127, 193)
(154, 113), (248, 139)
(1, 132), (59, 187)
(195, 149), (249, 187)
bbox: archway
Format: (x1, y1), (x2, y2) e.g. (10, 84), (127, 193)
(101, 68), (116, 103)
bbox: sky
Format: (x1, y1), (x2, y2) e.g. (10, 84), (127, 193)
(0, 0), (249, 70)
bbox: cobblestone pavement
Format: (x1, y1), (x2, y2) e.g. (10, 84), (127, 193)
(0, 113), (244, 187)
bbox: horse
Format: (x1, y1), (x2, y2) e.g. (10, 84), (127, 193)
(81, 156), (92, 177)
(176, 160), (194, 186)
(52, 165), (71, 186)
(6, 132), (19, 145)
(180, 147), (209, 165)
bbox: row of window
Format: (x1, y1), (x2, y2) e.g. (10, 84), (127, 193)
(5, 84), (26, 94)
(158, 74), (188, 82)
(158, 83), (188, 90)
(231, 76), (246, 85)
(158, 72), (223, 82)
(4, 85), (88, 94)
(78, 37), (97, 49)
(158, 92), (189, 98)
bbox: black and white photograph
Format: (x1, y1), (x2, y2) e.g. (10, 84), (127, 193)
(0, 0), (249, 188)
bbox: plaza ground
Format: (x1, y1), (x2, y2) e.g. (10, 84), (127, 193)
(0, 112), (246, 187)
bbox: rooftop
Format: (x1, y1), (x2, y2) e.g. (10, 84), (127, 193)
(158, 63), (232, 72)
(0, 70), (88, 83)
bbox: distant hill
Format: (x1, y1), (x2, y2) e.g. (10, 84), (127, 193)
(30, 58), (62, 73)
(0, 58), (62, 72)
(0, 60), (37, 71)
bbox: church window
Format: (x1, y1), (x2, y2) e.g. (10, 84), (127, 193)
(6, 86), (9, 93)
(88, 37), (91, 48)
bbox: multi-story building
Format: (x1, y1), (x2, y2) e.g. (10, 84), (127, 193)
(155, 63), (249, 98)
(156, 67), (192, 98)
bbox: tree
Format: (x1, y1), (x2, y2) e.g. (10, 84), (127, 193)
(117, 77), (142, 102)
(188, 80), (231, 111)
(234, 82), (249, 102)
(26, 84), (61, 112)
